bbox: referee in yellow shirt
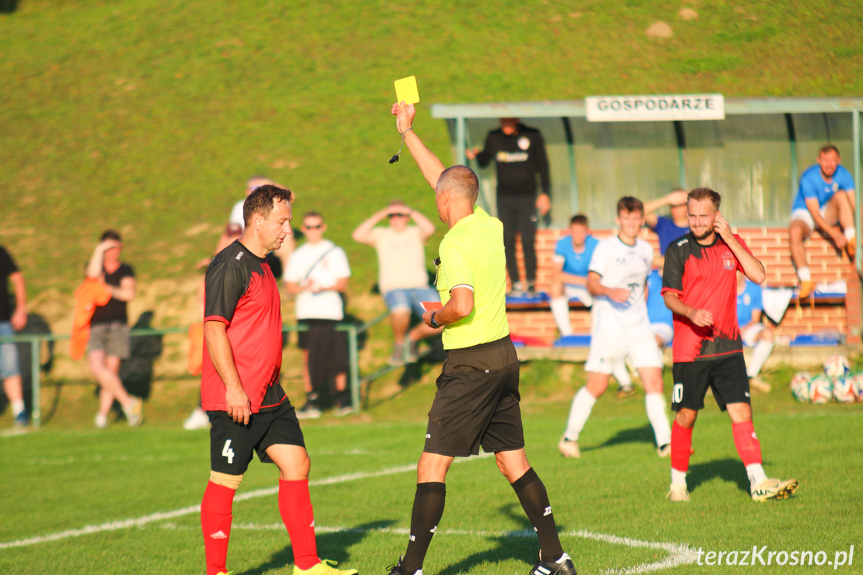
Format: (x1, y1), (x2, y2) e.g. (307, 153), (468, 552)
(385, 102), (577, 575)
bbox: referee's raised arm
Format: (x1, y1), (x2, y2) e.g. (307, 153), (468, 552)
(391, 101), (445, 190)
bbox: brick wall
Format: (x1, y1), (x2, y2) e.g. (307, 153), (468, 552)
(507, 227), (860, 344)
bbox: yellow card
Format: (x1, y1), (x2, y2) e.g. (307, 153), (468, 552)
(394, 76), (420, 105)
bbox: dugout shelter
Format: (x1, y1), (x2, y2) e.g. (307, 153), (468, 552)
(431, 97), (863, 346)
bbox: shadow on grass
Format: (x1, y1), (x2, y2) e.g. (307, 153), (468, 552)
(436, 503), (543, 575)
(0, 0), (19, 14)
(580, 424), (656, 453)
(240, 520), (395, 575)
(687, 457), (750, 495)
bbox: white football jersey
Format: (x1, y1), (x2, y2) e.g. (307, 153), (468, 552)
(588, 235), (654, 332)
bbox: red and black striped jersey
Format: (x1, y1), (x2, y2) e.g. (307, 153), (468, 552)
(201, 240), (286, 413)
(662, 233), (753, 362)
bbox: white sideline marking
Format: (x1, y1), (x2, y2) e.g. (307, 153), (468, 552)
(160, 523), (698, 574)
(0, 462), (415, 550)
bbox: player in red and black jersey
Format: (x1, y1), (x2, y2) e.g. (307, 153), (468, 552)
(661, 188), (797, 503)
(199, 185), (357, 575)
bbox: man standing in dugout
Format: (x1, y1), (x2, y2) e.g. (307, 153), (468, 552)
(387, 101), (577, 575)
(466, 118), (551, 297)
(199, 185), (357, 575)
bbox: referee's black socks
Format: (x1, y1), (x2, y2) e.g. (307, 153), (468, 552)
(402, 481), (446, 575)
(511, 467), (565, 563)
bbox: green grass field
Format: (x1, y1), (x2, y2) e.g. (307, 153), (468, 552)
(3, 2), (863, 573)
(2, 368), (862, 575)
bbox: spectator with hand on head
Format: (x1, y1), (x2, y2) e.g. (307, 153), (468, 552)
(644, 189), (690, 268)
(352, 200), (442, 365)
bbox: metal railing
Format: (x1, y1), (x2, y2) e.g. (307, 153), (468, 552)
(0, 312), (391, 428)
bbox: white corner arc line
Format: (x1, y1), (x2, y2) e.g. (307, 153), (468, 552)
(161, 523), (698, 573)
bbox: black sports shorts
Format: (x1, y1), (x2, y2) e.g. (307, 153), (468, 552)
(208, 399), (305, 475)
(424, 336), (524, 457)
(671, 353), (750, 412)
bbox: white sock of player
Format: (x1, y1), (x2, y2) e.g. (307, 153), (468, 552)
(745, 463), (768, 487)
(747, 340), (774, 378)
(645, 393), (671, 447)
(563, 387), (597, 441)
(611, 361), (631, 388)
(797, 266), (812, 282)
(11, 399), (25, 417)
(550, 296), (572, 337)
(671, 468), (687, 486)
(844, 227), (856, 241)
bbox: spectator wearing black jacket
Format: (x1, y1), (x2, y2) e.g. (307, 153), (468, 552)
(467, 119), (551, 296)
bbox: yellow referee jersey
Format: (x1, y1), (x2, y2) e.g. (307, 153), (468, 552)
(436, 206), (509, 350)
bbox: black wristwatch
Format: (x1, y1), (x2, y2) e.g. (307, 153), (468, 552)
(429, 311), (441, 329)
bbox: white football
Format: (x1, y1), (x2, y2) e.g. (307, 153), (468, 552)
(789, 371), (811, 403)
(823, 354), (851, 378)
(809, 373), (834, 404)
(832, 375), (857, 403)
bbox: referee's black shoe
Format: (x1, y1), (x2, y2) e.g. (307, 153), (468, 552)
(385, 557), (422, 575)
(528, 552), (577, 575)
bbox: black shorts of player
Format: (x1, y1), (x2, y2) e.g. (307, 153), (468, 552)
(425, 335), (524, 457)
(208, 398), (305, 475)
(671, 353), (750, 413)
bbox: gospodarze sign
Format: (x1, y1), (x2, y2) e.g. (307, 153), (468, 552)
(586, 94), (725, 122)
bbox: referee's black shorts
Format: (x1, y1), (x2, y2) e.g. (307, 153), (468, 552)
(424, 336), (524, 457)
(671, 353), (750, 413)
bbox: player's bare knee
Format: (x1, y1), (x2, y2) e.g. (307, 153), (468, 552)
(585, 378), (609, 398)
(726, 403), (752, 423)
(495, 450), (529, 482)
(210, 470), (243, 490)
(276, 450), (310, 481)
(675, 409), (697, 428)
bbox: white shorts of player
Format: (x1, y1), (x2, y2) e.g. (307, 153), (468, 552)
(651, 323), (674, 347)
(585, 325), (663, 374)
(740, 323), (766, 347)
(564, 283), (593, 306)
(791, 206), (831, 232)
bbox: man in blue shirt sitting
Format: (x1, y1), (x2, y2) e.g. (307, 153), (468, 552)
(789, 145), (857, 298)
(550, 214), (598, 328)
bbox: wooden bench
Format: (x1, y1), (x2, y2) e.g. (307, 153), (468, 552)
(505, 227), (861, 346)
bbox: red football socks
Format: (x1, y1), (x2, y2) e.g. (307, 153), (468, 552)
(732, 421), (763, 466)
(279, 479), (320, 570)
(671, 421), (693, 472)
(201, 481), (235, 575)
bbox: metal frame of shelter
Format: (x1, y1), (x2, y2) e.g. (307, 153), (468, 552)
(431, 97), (863, 270)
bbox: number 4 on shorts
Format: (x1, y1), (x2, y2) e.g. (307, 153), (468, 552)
(222, 439), (235, 464)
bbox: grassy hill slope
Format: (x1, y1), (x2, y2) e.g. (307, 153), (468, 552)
(2, 0), (862, 317)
